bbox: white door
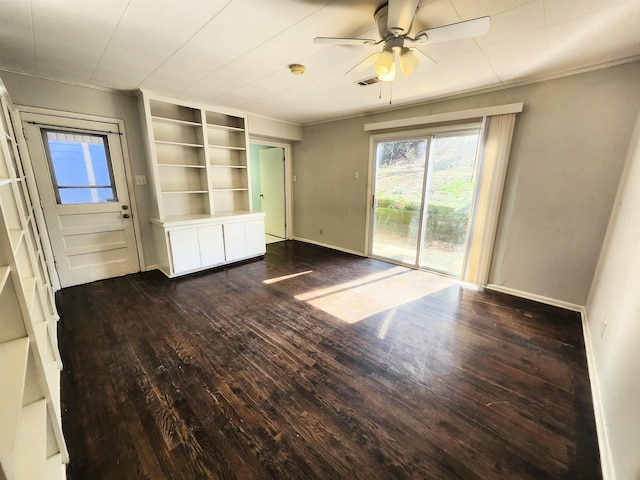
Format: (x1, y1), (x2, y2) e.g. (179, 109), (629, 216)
(22, 113), (140, 288)
(259, 147), (286, 238)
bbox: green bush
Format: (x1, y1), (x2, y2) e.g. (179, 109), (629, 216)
(374, 201), (469, 245)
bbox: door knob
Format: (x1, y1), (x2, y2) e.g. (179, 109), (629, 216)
(123, 213), (130, 219)
(122, 205), (129, 210)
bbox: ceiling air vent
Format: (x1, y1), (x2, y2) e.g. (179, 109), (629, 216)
(355, 76), (380, 86)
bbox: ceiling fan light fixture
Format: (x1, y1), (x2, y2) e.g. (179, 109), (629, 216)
(378, 61), (396, 82)
(374, 48), (394, 77)
(399, 47), (419, 76)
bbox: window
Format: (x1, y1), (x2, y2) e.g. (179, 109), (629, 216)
(42, 130), (117, 204)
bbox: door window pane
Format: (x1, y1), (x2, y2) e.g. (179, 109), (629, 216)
(420, 132), (480, 275)
(42, 130), (117, 204)
(371, 139), (427, 264)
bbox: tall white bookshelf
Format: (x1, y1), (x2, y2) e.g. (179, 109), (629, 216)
(138, 92), (265, 277)
(0, 77), (68, 479)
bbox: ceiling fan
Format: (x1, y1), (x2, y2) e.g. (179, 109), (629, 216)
(314, 0), (490, 81)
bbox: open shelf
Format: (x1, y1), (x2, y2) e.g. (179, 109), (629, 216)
(211, 164), (247, 169)
(212, 189), (250, 212)
(0, 337), (29, 474)
(0, 272), (28, 344)
(149, 100), (202, 124)
(211, 167), (248, 191)
(0, 77), (67, 478)
(161, 192), (212, 217)
(205, 111), (245, 130)
(13, 399), (47, 480)
(209, 144), (246, 151)
(155, 142), (205, 167)
(207, 124), (244, 132)
(159, 165), (208, 193)
(158, 163), (206, 169)
(151, 115), (201, 127)
(155, 140), (204, 148)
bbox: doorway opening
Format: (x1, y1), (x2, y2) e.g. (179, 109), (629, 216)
(249, 141), (290, 244)
(369, 126), (481, 278)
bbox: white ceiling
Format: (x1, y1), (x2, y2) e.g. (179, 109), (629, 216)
(1, 0), (639, 125)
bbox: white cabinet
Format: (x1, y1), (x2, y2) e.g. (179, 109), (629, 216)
(153, 212), (266, 277)
(245, 219), (267, 257)
(0, 76), (67, 479)
(222, 221), (246, 262)
(198, 225), (225, 267)
(168, 224), (226, 273)
(139, 92), (267, 278)
(168, 229), (201, 273)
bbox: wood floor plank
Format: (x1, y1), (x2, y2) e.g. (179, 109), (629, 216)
(58, 240), (601, 479)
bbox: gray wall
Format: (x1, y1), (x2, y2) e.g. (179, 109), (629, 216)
(0, 70), (157, 267)
(585, 109), (640, 480)
(293, 61), (640, 305)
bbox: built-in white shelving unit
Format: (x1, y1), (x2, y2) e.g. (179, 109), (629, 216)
(0, 76), (68, 479)
(138, 92), (265, 277)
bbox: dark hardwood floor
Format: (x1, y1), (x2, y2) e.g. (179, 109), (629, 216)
(57, 240), (601, 479)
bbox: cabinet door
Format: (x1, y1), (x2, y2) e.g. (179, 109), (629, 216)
(169, 228), (201, 273)
(223, 222), (246, 261)
(198, 225), (225, 267)
(245, 218), (266, 256)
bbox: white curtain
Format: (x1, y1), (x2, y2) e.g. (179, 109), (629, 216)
(464, 113), (517, 285)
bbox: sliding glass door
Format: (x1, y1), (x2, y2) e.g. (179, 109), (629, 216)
(370, 128), (480, 277)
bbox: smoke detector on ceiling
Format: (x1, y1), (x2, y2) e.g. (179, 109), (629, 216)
(289, 64), (306, 75)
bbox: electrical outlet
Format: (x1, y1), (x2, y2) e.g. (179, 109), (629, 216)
(354, 171), (359, 179)
(293, 175), (297, 182)
(135, 175), (148, 186)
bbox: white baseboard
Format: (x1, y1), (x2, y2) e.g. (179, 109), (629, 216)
(580, 308), (614, 480)
(143, 264), (158, 272)
(485, 284), (583, 312)
(292, 236), (365, 257)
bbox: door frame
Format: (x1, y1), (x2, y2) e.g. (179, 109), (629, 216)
(17, 105), (145, 289)
(365, 122), (481, 272)
(248, 137), (293, 240)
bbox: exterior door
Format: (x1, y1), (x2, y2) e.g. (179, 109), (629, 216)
(259, 147), (286, 239)
(370, 128), (480, 278)
(22, 112), (140, 287)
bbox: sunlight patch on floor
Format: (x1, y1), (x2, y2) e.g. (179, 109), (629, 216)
(296, 268), (456, 324)
(263, 270), (313, 284)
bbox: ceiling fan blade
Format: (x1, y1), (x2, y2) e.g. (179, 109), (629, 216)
(411, 48), (436, 72)
(414, 16), (490, 44)
(387, 0), (419, 35)
(345, 53), (380, 75)
(314, 37), (378, 46)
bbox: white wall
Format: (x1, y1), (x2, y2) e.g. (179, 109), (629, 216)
(0, 70), (157, 267)
(293, 61), (640, 305)
(585, 109), (640, 480)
